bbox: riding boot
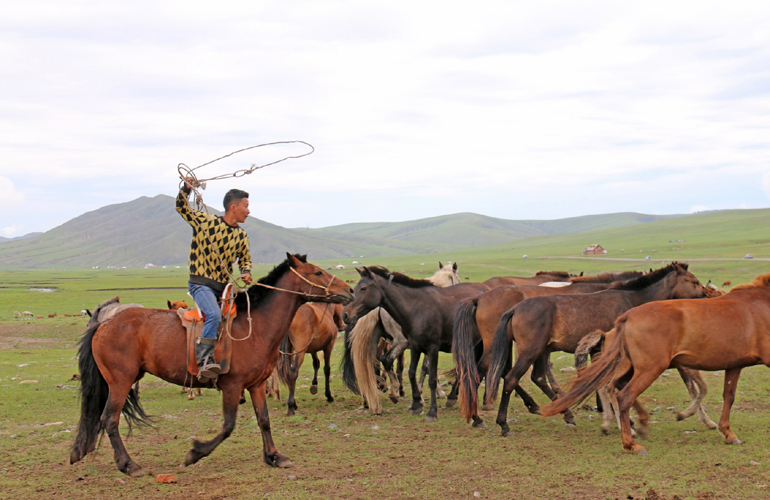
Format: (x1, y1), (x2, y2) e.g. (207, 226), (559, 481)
(196, 339), (221, 381)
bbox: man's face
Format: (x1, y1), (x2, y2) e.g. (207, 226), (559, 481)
(231, 197), (250, 223)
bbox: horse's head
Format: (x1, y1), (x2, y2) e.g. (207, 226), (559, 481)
(167, 300), (189, 310)
(342, 266), (386, 326)
(431, 261), (461, 287)
(670, 262), (707, 299)
(286, 253), (355, 305)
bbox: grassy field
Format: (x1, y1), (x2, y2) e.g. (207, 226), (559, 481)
(1, 226), (769, 500)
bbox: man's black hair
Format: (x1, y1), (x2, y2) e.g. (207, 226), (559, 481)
(223, 189), (249, 211)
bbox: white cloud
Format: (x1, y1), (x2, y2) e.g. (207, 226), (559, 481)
(2, 223), (20, 237)
(1, 1), (770, 231)
(0, 177), (25, 207)
(763, 173), (770, 199)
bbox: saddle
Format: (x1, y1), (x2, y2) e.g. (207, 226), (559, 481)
(177, 284), (237, 378)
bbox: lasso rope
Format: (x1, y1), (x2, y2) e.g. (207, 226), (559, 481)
(177, 141), (315, 341)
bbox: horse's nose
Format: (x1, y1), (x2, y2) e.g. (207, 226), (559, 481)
(342, 311), (349, 324)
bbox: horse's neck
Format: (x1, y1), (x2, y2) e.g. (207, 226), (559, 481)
(628, 273), (678, 305)
(246, 277), (305, 348)
(377, 280), (429, 331)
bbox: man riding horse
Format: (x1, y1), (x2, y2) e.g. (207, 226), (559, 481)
(177, 177), (253, 381)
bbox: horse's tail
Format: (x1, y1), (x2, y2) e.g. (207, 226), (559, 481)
(341, 323), (360, 395)
(70, 323), (150, 465)
(484, 307), (517, 405)
(541, 323), (629, 417)
(350, 310), (385, 414)
(575, 330), (605, 370)
(276, 331), (295, 387)
(452, 297), (482, 422)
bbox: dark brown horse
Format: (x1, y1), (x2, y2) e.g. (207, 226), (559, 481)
(69, 253), (354, 477)
(342, 266), (488, 422)
(543, 273), (770, 454)
(453, 271), (643, 426)
(277, 302), (344, 416)
(486, 262), (706, 436)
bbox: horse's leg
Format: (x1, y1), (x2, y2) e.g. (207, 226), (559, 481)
(495, 349), (540, 437)
(286, 351), (305, 417)
(101, 382), (144, 477)
(185, 386), (241, 466)
(632, 399), (650, 438)
(530, 353), (575, 426)
(397, 353), (406, 398)
(615, 369), (663, 454)
(247, 381), (293, 468)
(310, 351), (320, 396)
(675, 368), (717, 429)
(717, 368), (743, 445)
(425, 346), (440, 422)
(408, 349), (423, 415)
(323, 346), (334, 403)
(598, 385), (615, 434)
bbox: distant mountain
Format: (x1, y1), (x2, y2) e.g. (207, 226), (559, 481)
(0, 232), (42, 242)
(0, 194), (682, 268)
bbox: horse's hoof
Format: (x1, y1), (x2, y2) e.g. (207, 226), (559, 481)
(601, 427), (610, 435)
(425, 415), (438, 423)
(389, 395), (399, 404)
(326, 396), (334, 403)
(501, 429), (512, 437)
(472, 421), (487, 429)
(628, 444), (647, 455)
(728, 438), (743, 445)
(276, 457), (294, 468)
(481, 403), (495, 411)
(310, 385), (318, 395)
(126, 464), (145, 478)
(412, 409), (423, 416)
(676, 412), (686, 421)
(445, 398), (457, 408)
(185, 449), (203, 466)
(287, 409), (295, 417)
(528, 406), (541, 415)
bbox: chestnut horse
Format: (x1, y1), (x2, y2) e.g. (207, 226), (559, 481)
(453, 271), (643, 426)
(543, 272), (770, 454)
(486, 262), (706, 436)
(69, 254), (354, 477)
(277, 302), (345, 416)
(482, 270), (577, 288)
(342, 266), (488, 422)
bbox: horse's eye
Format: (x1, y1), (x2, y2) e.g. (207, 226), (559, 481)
(315, 271), (323, 276)
(359, 286), (367, 292)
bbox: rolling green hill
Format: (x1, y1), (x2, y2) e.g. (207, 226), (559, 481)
(0, 194), (765, 270)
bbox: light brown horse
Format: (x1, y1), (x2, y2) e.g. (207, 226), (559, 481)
(277, 302), (344, 416)
(69, 253), (354, 477)
(453, 271), (643, 426)
(543, 272), (770, 454)
(482, 270), (576, 288)
(486, 262), (706, 436)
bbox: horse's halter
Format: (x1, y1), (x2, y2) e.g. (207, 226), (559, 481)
(251, 265), (336, 300)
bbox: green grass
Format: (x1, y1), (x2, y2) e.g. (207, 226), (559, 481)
(1, 219), (770, 499)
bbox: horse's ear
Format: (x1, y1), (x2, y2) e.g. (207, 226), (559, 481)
(453, 262), (458, 272)
(356, 266), (369, 277)
(167, 300), (172, 309)
(287, 253), (301, 267)
(580, 271), (584, 276)
(85, 309), (92, 317)
(438, 261), (443, 269)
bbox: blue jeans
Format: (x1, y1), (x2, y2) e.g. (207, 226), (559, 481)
(188, 283), (221, 340)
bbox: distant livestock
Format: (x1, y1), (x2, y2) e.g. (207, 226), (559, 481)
(722, 280), (732, 288)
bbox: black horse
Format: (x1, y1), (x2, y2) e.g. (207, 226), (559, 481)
(342, 266), (488, 422)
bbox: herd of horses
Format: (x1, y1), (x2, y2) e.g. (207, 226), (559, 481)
(69, 253), (770, 476)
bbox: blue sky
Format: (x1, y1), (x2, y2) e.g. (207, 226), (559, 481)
(2, 0), (769, 237)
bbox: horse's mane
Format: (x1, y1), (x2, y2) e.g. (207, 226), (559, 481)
(366, 266), (435, 288)
(570, 271), (643, 283)
(608, 262), (687, 291)
(96, 296), (120, 310)
(536, 270), (571, 278)
(235, 254), (308, 311)
(731, 273), (770, 291)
